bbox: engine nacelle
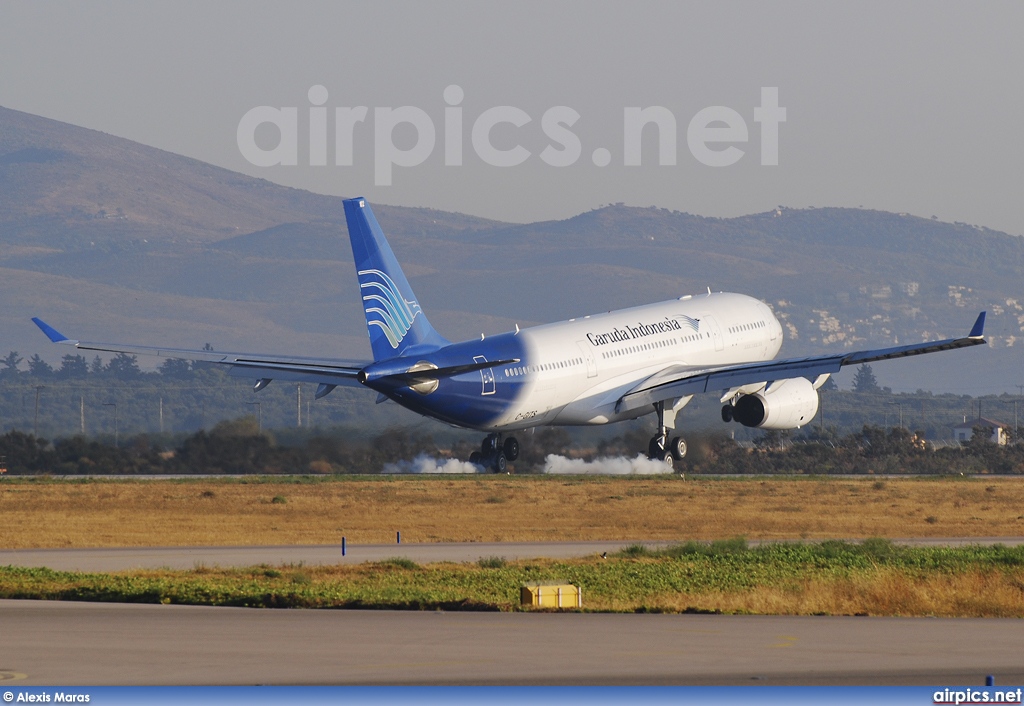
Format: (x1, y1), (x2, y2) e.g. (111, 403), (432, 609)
(729, 377), (819, 429)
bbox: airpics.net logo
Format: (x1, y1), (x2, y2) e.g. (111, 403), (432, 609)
(236, 85), (786, 186)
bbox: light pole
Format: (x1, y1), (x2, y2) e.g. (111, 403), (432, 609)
(248, 401), (262, 432)
(103, 402), (118, 447)
(1002, 398), (1018, 443)
(888, 401), (903, 429)
(1012, 393), (1020, 439)
(33, 385), (44, 437)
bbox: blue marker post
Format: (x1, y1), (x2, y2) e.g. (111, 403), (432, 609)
(397, 531), (401, 544)
(987, 676), (995, 687)
(342, 537), (346, 557)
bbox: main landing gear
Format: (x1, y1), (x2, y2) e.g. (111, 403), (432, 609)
(469, 433), (519, 473)
(647, 400), (687, 467)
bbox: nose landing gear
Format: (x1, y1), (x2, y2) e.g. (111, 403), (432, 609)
(470, 433), (519, 473)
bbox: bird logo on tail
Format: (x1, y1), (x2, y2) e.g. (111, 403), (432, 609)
(358, 268), (422, 349)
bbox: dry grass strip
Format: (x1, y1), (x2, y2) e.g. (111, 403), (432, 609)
(633, 567), (1024, 617)
(2, 475), (1023, 548)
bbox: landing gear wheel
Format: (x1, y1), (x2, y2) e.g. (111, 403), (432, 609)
(469, 451), (482, 466)
(481, 435), (499, 455)
(668, 436), (687, 461)
(721, 404), (734, 423)
(493, 452), (508, 473)
(648, 435), (666, 460)
(502, 437), (520, 461)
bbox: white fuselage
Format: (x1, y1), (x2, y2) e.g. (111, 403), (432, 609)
(488, 291), (783, 431)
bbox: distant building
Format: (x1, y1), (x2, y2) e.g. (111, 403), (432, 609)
(952, 417), (1009, 446)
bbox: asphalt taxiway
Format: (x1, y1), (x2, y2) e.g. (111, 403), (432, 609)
(2, 599), (1023, 685)
(2, 537), (1022, 573)
(0, 540), (645, 572)
(3, 539), (1023, 686)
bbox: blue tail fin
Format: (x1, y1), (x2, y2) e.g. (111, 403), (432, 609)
(343, 197), (448, 360)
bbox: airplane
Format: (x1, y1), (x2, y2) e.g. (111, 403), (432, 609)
(33, 197), (987, 472)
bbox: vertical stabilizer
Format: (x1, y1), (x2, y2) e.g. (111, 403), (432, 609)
(343, 197), (448, 360)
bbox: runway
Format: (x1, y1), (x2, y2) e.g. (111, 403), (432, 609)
(0, 540), (651, 572)
(1, 599), (1021, 685)
(2, 537), (1022, 573)
(3, 539), (1023, 686)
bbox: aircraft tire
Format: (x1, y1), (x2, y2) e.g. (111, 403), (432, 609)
(503, 437), (520, 461)
(469, 451), (482, 466)
(647, 436), (665, 460)
(669, 436), (687, 461)
(493, 452), (508, 473)
(481, 435), (499, 455)
(721, 404), (734, 423)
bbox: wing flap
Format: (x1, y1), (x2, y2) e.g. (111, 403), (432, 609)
(617, 312), (986, 414)
(617, 357), (845, 413)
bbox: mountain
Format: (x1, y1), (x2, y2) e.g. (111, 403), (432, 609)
(1, 104), (1021, 394)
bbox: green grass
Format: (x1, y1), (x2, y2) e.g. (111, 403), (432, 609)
(617, 537), (751, 558)
(2, 541), (1024, 615)
(377, 557), (419, 570)
(618, 538), (1024, 572)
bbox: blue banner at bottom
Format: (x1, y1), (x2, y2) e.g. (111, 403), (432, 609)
(2, 687), (1023, 706)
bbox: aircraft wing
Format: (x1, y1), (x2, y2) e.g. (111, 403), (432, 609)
(616, 312), (987, 414)
(31, 318), (369, 387)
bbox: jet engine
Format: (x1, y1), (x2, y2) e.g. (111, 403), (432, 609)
(722, 377), (819, 429)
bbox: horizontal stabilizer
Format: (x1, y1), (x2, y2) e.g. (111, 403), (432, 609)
(359, 358), (520, 386)
(392, 358), (520, 385)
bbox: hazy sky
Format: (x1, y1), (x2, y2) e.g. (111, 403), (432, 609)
(1, 1), (1022, 233)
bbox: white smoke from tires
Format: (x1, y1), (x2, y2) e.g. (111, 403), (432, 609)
(542, 454), (673, 475)
(381, 454), (483, 474)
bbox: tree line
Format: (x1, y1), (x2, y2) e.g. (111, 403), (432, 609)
(0, 417), (427, 475)
(675, 424), (1024, 475)
(0, 349), (426, 438)
(0, 419), (1020, 475)
(2, 350), (191, 380)
(4, 353), (1017, 442)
